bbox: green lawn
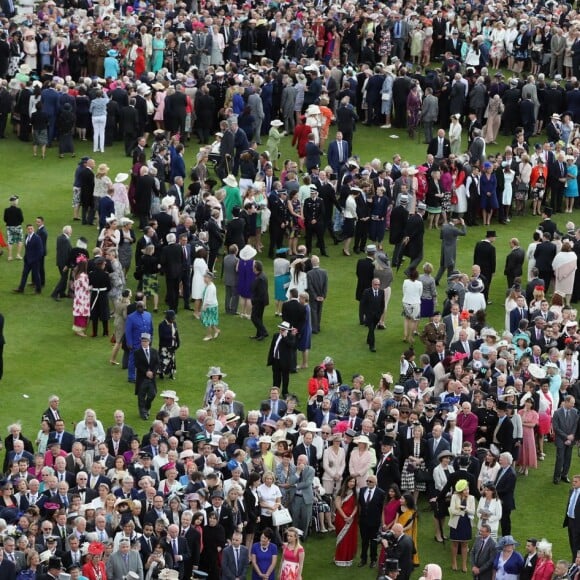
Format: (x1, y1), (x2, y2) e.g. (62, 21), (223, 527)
(0, 123), (578, 576)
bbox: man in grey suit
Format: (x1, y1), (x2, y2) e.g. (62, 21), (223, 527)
(248, 88), (265, 144)
(552, 396), (579, 484)
(289, 455), (315, 539)
(106, 538), (144, 580)
(435, 219), (466, 285)
(2, 538), (26, 573)
(471, 524), (496, 580)
(468, 129), (486, 165)
(306, 255), (328, 334)
(550, 28), (566, 77)
(421, 88), (439, 144)
(220, 531), (249, 580)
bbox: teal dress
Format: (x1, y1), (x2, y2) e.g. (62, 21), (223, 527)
(151, 37), (165, 72)
(566, 164), (578, 198)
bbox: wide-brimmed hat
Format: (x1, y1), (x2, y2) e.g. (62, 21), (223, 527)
(528, 363), (546, 379)
(278, 321), (292, 331)
(207, 366), (226, 377)
(160, 390), (179, 401)
(120, 217), (134, 226)
(376, 252), (390, 268)
(271, 119), (284, 127)
(107, 49), (118, 57)
(152, 82), (165, 90)
(258, 436), (272, 445)
(239, 244), (257, 261)
(225, 413), (240, 423)
(497, 535), (520, 549)
(354, 435), (371, 446)
(223, 174), (238, 188)
(158, 570), (180, 580)
(438, 450), (454, 461)
(455, 479), (468, 492)
(304, 421), (321, 433)
(468, 278), (484, 293)
(115, 172), (129, 183)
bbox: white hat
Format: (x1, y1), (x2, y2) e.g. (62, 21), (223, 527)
(353, 435), (371, 445)
(239, 244), (257, 261)
(105, 214), (117, 224)
(258, 435), (272, 445)
(304, 421), (321, 433)
(120, 217), (134, 226)
(271, 119), (284, 127)
(160, 390), (179, 401)
(115, 172), (129, 183)
(161, 195), (176, 208)
(223, 174), (238, 188)
(528, 363), (546, 379)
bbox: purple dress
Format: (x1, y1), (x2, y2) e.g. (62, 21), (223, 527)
(237, 259), (256, 299)
(298, 304), (312, 351)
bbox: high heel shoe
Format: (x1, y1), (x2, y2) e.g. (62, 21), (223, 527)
(342, 249), (350, 256)
(434, 536), (444, 543)
(213, 329), (221, 339)
(109, 360), (120, 365)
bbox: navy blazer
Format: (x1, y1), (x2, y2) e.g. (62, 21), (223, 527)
(24, 233), (44, 264)
(327, 140), (350, 174)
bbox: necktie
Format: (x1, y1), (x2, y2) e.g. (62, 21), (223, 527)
(145, 348), (150, 362)
(234, 548), (239, 574)
(374, 290), (378, 298)
(338, 141), (343, 162)
(215, 508), (220, 520)
(173, 539), (178, 555)
(146, 537), (151, 550)
(568, 488), (579, 518)
(395, 21), (400, 37)
(561, 162), (565, 174)
(305, 446), (310, 461)
(99, 531), (104, 541)
(366, 489), (372, 503)
(477, 538), (486, 560)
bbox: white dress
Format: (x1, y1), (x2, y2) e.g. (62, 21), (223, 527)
(191, 257), (208, 299)
(502, 171), (515, 205)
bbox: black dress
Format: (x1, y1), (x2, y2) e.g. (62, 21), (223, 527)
(199, 523), (226, 580)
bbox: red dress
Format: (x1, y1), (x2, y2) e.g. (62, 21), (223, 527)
(279, 544), (304, 580)
(334, 492), (358, 567)
(82, 561), (107, 580)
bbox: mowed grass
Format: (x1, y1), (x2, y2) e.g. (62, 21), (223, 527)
(0, 123), (578, 576)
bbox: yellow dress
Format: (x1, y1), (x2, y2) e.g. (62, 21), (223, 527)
(396, 507), (419, 565)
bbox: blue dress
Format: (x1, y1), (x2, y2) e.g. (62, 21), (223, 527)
(251, 542), (278, 580)
(298, 304), (312, 351)
(449, 498), (472, 541)
(566, 164), (579, 198)
(480, 172), (499, 209)
(237, 259), (255, 299)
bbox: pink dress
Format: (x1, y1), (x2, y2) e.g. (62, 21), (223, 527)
(279, 544), (304, 580)
(154, 91), (166, 122)
(72, 272), (90, 329)
(518, 409), (539, 468)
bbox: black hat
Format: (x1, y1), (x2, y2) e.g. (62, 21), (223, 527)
(47, 438), (61, 447)
(345, 429), (357, 438)
(47, 557), (63, 570)
(139, 451), (153, 459)
(384, 559), (400, 572)
(381, 436), (395, 447)
(496, 400), (509, 411)
(486, 230), (497, 238)
(543, 206), (553, 216)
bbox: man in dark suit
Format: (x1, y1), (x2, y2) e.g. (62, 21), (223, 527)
(549, 153), (567, 213)
(160, 233), (183, 312)
(220, 531), (249, 580)
(13, 224), (43, 294)
(494, 451), (517, 536)
(69, 472), (98, 505)
(358, 474), (385, 568)
(450, 329), (477, 362)
(470, 524), (497, 580)
(306, 256), (328, 334)
(525, 266), (545, 303)
(207, 490), (234, 539)
(105, 410), (136, 443)
(137, 523), (158, 565)
(388, 523), (414, 580)
(426, 424), (451, 469)
(564, 476), (580, 559)
(356, 245), (376, 324)
(327, 132), (350, 176)
(267, 322), (298, 397)
(165, 524), (190, 579)
(427, 128), (451, 161)
(509, 296), (529, 334)
(50, 225), (72, 301)
(520, 539), (538, 580)
(49, 420), (75, 453)
(375, 436), (400, 491)
(553, 396), (579, 484)
(250, 261), (269, 341)
(35, 556), (58, 580)
(445, 30), (463, 58)
(119, 99), (140, 157)
(504, 237), (526, 289)
(473, 231), (497, 302)
(164, 85), (188, 137)
(360, 278), (385, 352)
(134, 333), (160, 420)
(534, 231), (558, 293)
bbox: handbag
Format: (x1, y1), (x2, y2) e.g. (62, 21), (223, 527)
(272, 507), (292, 526)
(415, 467), (433, 483)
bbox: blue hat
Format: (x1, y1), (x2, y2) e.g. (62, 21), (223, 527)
(276, 247), (289, 255)
(483, 161), (493, 169)
(339, 384), (351, 392)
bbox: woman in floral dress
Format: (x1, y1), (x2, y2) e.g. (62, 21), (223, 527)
(201, 271), (220, 341)
(72, 256), (90, 338)
(279, 527), (305, 580)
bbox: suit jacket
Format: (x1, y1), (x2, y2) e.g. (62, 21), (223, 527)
(391, 533), (414, 580)
(220, 544), (249, 579)
(449, 339), (477, 361)
(288, 465), (315, 504)
(358, 486), (385, 530)
(534, 241), (557, 272)
(375, 452), (401, 491)
(138, 534), (158, 565)
(164, 536), (189, 577)
(520, 552), (538, 580)
(494, 416), (514, 453)
(470, 535), (497, 580)
(509, 307), (530, 334)
(106, 439), (129, 456)
(0, 560), (16, 580)
(552, 407), (579, 443)
(24, 232), (43, 264)
(55, 233), (71, 271)
(426, 436), (451, 469)
(251, 272), (269, 305)
(427, 136), (451, 158)
(504, 247), (525, 279)
(494, 466), (516, 510)
(473, 239), (496, 277)
(360, 287), (385, 322)
(161, 243), (184, 279)
(206, 504), (235, 539)
(48, 431), (75, 453)
(439, 223), (466, 267)
(306, 267), (328, 301)
(105, 549), (144, 580)
(68, 486), (98, 504)
(327, 140), (350, 173)
(267, 332), (296, 371)
(292, 443), (318, 469)
(356, 257), (375, 300)
(134, 347), (160, 393)
(281, 299), (306, 331)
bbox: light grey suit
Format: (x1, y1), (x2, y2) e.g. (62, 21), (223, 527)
(306, 266), (328, 334)
(521, 82), (540, 119)
(106, 550), (144, 580)
(248, 92), (265, 144)
(421, 94), (439, 143)
(551, 33), (566, 76)
(435, 222), (467, 283)
(289, 464), (315, 538)
(552, 404), (579, 482)
(281, 85), (297, 133)
(5, 551), (26, 573)
(470, 534), (497, 580)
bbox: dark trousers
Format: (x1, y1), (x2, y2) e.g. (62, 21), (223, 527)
(551, 182), (564, 213)
(0, 344), (3, 380)
(268, 225), (285, 258)
(225, 285), (239, 314)
(365, 314), (380, 349)
(305, 222), (326, 255)
(500, 507), (512, 537)
(180, 269), (192, 309)
(435, 263), (454, 285)
(0, 112), (8, 137)
(354, 220), (369, 252)
(208, 249), (218, 273)
(360, 526), (378, 563)
(539, 269), (553, 294)
(165, 276), (180, 311)
(51, 267), (69, 298)
(137, 381), (156, 416)
(482, 271), (493, 301)
(39, 257), (46, 287)
(82, 204), (95, 225)
(251, 302), (267, 338)
(18, 260), (41, 292)
(272, 361), (291, 396)
(310, 299), (323, 333)
(124, 133), (137, 157)
(568, 521), (580, 560)
(404, 251), (424, 276)
(554, 439), (573, 481)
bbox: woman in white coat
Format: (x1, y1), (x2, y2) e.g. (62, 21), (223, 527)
(552, 241), (578, 304)
(444, 412), (463, 456)
(448, 114), (462, 156)
(476, 482), (502, 539)
(322, 433), (346, 496)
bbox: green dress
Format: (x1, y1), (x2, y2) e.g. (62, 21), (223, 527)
(267, 126), (282, 165)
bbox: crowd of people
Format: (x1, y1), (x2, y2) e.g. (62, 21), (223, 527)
(8, 0), (580, 578)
